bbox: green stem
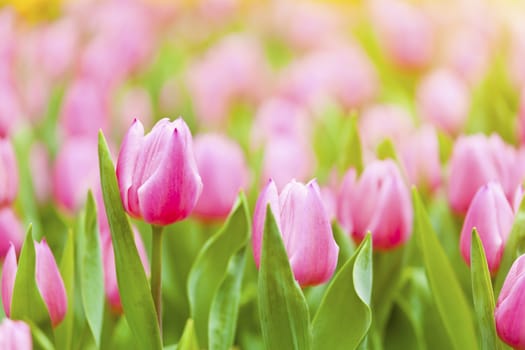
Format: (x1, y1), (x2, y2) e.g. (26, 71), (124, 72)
(151, 225), (164, 335)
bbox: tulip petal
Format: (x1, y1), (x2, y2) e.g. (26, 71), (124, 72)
(252, 179), (280, 267)
(1, 243), (17, 317)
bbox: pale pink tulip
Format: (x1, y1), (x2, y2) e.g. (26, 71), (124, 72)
(0, 137), (18, 207)
(252, 179), (339, 287)
(0, 208), (24, 259)
(0, 318), (32, 350)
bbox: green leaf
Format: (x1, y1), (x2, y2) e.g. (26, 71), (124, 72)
(471, 229), (502, 350)
(11, 226), (53, 332)
(177, 319), (199, 350)
(376, 139), (398, 161)
(29, 320), (56, 350)
(495, 197), (525, 294)
(312, 235), (372, 350)
(339, 114), (364, 175)
(208, 248), (247, 350)
(412, 188), (478, 350)
(187, 194), (250, 348)
(98, 131), (162, 350)
(258, 206), (311, 350)
(332, 221), (355, 270)
(55, 230), (75, 350)
(81, 192), (105, 347)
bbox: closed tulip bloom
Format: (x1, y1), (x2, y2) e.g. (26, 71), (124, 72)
(0, 318), (32, 350)
(252, 179), (339, 287)
(0, 208), (24, 259)
(116, 118), (202, 226)
(193, 134), (249, 220)
(2, 241), (67, 327)
(495, 254), (525, 349)
(0, 137), (18, 207)
(460, 183), (514, 274)
(350, 160), (413, 250)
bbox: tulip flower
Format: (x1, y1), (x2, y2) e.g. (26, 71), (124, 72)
(193, 134), (249, 220)
(0, 137), (18, 207)
(341, 160), (413, 250)
(448, 134), (522, 214)
(116, 117), (202, 226)
(0, 318), (32, 350)
(495, 254), (525, 349)
(0, 208), (24, 259)
(459, 183), (514, 274)
(252, 179), (339, 287)
(416, 68), (470, 135)
(2, 240), (67, 327)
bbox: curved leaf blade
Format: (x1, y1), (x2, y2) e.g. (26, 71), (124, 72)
(98, 131), (162, 350)
(471, 229), (502, 350)
(412, 188), (477, 350)
(187, 193), (250, 348)
(312, 235), (372, 350)
(258, 207), (311, 350)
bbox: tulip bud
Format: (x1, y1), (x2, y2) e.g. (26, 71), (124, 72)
(0, 137), (18, 207)
(252, 179), (339, 287)
(460, 183), (514, 274)
(0, 318), (32, 350)
(116, 118), (202, 226)
(347, 160), (413, 250)
(193, 134), (249, 220)
(416, 68), (470, 135)
(2, 241), (67, 327)
(100, 227), (149, 313)
(448, 134), (521, 214)
(495, 254), (525, 349)
(0, 208), (24, 259)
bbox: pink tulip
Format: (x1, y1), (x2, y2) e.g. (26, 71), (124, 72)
(370, 0), (434, 69)
(399, 125), (441, 191)
(0, 81), (23, 137)
(0, 208), (24, 259)
(100, 227), (149, 313)
(0, 137), (18, 207)
(30, 143), (51, 204)
(116, 118), (202, 226)
(359, 104), (413, 151)
(459, 183), (514, 274)
(336, 168), (357, 235)
(0, 318), (32, 350)
(343, 160), (413, 250)
(417, 68), (470, 135)
(52, 137), (99, 213)
(2, 241), (67, 327)
(193, 134), (249, 220)
(448, 134), (523, 214)
(60, 78), (110, 138)
(495, 254), (525, 349)
(252, 179), (339, 287)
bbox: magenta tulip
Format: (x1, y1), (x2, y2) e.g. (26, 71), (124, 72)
(2, 240), (67, 327)
(460, 183), (514, 274)
(0, 137), (18, 207)
(116, 118), (202, 226)
(0, 318), (32, 350)
(252, 179), (339, 287)
(495, 254), (525, 349)
(343, 160), (413, 250)
(193, 134), (249, 220)
(0, 208), (24, 259)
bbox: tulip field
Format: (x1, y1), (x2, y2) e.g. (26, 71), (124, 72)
(2, 0), (525, 349)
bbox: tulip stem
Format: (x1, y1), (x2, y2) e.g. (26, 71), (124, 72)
(151, 224), (164, 336)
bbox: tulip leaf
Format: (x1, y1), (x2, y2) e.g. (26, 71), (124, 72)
(332, 221), (356, 270)
(376, 138), (398, 161)
(11, 226), (53, 334)
(177, 319), (199, 350)
(98, 131), (162, 350)
(55, 230), (75, 350)
(208, 248), (247, 350)
(29, 320), (56, 350)
(258, 206), (312, 350)
(187, 193), (250, 348)
(471, 229), (502, 350)
(339, 114), (364, 175)
(495, 197), (525, 294)
(412, 188), (478, 350)
(80, 192), (104, 347)
(312, 234), (372, 350)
